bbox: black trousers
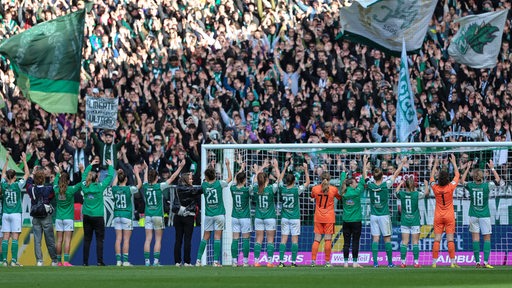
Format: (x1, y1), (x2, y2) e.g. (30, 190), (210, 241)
(83, 215), (105, 265)
(173, 215), (195, 264)
(343, 221), (362, 260)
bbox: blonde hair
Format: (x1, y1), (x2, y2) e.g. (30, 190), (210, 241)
(85, 171), (97, 187)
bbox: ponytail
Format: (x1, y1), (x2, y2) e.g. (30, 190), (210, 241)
(59, 172), (70, 196)
(257, 172), (268, 195)
(320, 171), (331, 195)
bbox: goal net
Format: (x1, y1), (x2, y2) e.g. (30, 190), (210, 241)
(198, 142), (512, 267)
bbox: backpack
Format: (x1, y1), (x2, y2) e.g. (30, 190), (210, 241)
(29, 187), (52, 218)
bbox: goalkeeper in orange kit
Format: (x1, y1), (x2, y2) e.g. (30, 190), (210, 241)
(429, 154), (460, 268)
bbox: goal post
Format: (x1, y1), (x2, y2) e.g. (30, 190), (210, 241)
(199, 142), (512, 266)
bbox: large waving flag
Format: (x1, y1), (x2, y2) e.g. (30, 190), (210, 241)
(448, 9), (508, 69)
(396, 39), (418, 142)
(0, 9), (85, 113)
(0, 143), (23, 175)
(340, 0), (437, 55)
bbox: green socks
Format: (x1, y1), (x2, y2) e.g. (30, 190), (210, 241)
(64, 253), (70, 262)
(2, 240), (7, 261)
(483, 241), (491, 263)
(400, 244), (407, 261)
(197, 240), (207, 259)
(385, 242), (392, 265)
(231, 239), (239, 260)
(213, 240), (221, 262)
(254, 243), (262, 260)
(291, 243), (298, 262)
(242, 238), (250, 258)
(267, 243), (275, 261)
(279, 243), (286, 261)
(116, 254), (121, 262)
(413, 244), (419, 262)
(11, 240), (18, 262)
(372, 242), (379, 265)
(473, 241), (480, 263)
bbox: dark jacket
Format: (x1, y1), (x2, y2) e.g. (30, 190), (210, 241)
(173, 185), (201, 215)
(26, 177), (55, 206)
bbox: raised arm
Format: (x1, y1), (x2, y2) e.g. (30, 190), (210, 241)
(362, 155), (370, 180)
(487, 160), (501, 184)
(390, 156), (407, 183)
(430, 156), (439, 182)
(423, 180), (430, 197)
(1, 153), (8, 180)
(21, 152), (29, 181)
(225, 158), (233, 184)
(460, 160), (473, 185)
(166, 160), (186, 185)
(134, 166), (143, 190)
(303, 162), (310, 188)
(271, 158), (280, 183)
(450, 154), (460, 181)
(278, 160), (290, 184)
(100, 160), (115, 187)
(143, 161), (149, 183)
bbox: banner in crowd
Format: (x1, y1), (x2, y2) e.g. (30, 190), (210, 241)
(353, 0), (382, 8)
(0, 143), (24, 174)
(85, 96), (119, 130)
(340, 0), (437, 55)
(396, 39), (418, 142)
(448, 9), (508, 69)
(0, 10), (85, 113)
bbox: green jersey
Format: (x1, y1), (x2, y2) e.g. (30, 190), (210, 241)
(230, 185), (251, 219)
(202, 180), (228, 217)
(1, 179), (26, 214)
(279, 184), (305, 220)
(54, 174), (81, 220)
(466, 182), (494, 218)
(142, 182), (170, 217)
(342, 174), (365, 222)
(397, 190), (424, 226)
(367, 180), (393, 216)
(112, 185), (138, 219)
(254, 184), (278, 219)
(81, 165), (115, 217)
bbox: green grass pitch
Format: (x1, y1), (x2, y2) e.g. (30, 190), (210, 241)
(1, 266), (510, 288)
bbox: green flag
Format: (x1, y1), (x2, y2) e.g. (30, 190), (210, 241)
(0, 10), (85, 113)
(0, 143), (23, 175)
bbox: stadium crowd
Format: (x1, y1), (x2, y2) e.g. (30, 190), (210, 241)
(0, 0), (511, 184)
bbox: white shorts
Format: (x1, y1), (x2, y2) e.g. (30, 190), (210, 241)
(400, 225), (420, 235)
(145, 216), (164, 230)
(204, 215), (225, 232)
(1, 213), (22, 233)
(55, 219), (75, 232)
(469, 216), (492, 235)
(232, 218), (252, 234)
(281, 218), (301, 236)
(114, 217), (133, 231)
(370, 215), (391, 237)
(254, 218), (276, 231)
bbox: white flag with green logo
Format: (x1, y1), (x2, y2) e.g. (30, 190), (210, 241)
(340, 0), (436, 55)
(448, 9), (508, 69)
(397, 39), (418, 143)
(353, 0), (382, 8)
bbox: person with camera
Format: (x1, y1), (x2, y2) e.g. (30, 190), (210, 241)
(26, 166), (58, 266)
(172, 172), (201, 266)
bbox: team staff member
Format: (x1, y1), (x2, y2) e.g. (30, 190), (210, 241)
(430, 154), (460, 268)
(340, 155), (369, 268)
(81, 159), (114, 266)
(173, 171), (201, 267)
